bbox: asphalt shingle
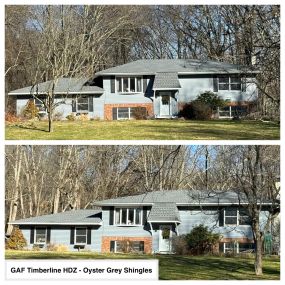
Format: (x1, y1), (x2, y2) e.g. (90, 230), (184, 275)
(11, 209), (102, 225)
(8, 78), (104, 95)
(148, 202), (181, 222)
(94, 190), (253, 206)
(96, 59), (257, 76)
(153, 72), (181, 89)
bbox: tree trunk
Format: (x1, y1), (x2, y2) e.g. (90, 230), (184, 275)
(48, 111), (53, 132)
(255, 236), (263, 275)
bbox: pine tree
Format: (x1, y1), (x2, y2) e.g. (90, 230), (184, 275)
(6, 227), (27, 250)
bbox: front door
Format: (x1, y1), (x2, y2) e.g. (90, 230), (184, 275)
(160, 93), (171, 116)
(159, 225), (172, 252)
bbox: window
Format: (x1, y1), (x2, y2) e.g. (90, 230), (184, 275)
(77, 95), (89, 112)
(114, 208), (142, 225)
(218, 76), (241, 91)
(221, 242), (254, 253)
(32, 98), (46, 112)
(75, 227), (87, 244)
(115, 77), (143, 93)
(224, 242), (237, 254)
(112, 240), (144, 253)
(114, 107), (147, 120)
(225, 209), (238, 225)
(117, 108), (129, 119)
(239, 243), (254, 252)
(35, 227), (47, 244)
(218, 106), (248, 118)
(224, 208), (250, 226)
(239, 210), (251, 225)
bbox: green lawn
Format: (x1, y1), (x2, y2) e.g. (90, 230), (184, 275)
(5, 250), (280, 280)
(5, 119), (279, 140)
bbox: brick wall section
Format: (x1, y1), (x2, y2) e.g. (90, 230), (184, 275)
(213, 237), (254, 253)
(101, 236), (152, 254)
(220, 237), (254, 243)
(104, 103), (153, 120)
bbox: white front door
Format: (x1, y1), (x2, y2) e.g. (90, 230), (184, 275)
(159, 225), (172, 252)
(160, 93), (171, 116)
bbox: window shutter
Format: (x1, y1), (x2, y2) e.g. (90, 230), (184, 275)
(109, 206), (115, 225)
(139, 241), (144, 252)
(143, 76), (148, 94)
(88, 96), (93, 112)
(219, 242), (224, 253)
(213, 75), (218, 92)
(30, 227), (35, 244)
(112, 108), (117, 120)
(87, 227), (92, 245)
(110, 76), (115, 93)
(70, 227), (75, 244)
(241, 77), (247, 92)
(219, 208), (224, 227)
(46, 227), (51, 244)
(110, 241), (115, 252)
(142, 206), (148, 225)
(72, 96), (76, 112)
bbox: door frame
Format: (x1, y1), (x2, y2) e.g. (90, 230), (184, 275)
(159, 91), (172, 116)
(159, 225), (172, 253)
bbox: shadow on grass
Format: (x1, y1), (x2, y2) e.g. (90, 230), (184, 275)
(158, 255), (280, 280)
(13, 123), (48, 133)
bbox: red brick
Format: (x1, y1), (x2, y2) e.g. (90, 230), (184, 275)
(101, 236), (152, 254)
(104, 103), (153, 120)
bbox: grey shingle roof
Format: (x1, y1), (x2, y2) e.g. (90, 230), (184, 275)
(148, 202), (181, 222)
(153, 72), (181, 89)
(94, 190), (253, 206)
(8, 78), (104, 95)
(96, 59), (257, 76)
(11, 209), (102, 225)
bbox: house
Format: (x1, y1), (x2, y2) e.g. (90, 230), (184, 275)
(8, 59), (258, 120)
(10, 190), (271, 254)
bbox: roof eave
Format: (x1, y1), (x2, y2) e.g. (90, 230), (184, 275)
(153, 87), (181, 90)
(9, 222), (103, 226)
(148, 220), (181, 223)
(8, 91), (104, 96)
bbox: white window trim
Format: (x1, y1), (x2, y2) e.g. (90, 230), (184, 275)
(218, 76), (241, 91)
(224, 242), (239, 254)
(117, 107), (132, 120)
(115, 76), (143, 93)
(114, 207), (143, 226)
(75, 227), (87, 245)
(76, 95), (89, 113)
(34, 227), (47, 245)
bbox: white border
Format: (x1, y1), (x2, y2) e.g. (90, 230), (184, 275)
(1, 1), (284, 285)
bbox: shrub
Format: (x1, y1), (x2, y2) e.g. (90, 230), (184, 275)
(6, 227), (27, 250)
(52, 111), (63, 121)
(22, 100), (39, 119)
(5, 112), (21, 123)
(47, 243), (68, 252)
(132, 107), (147, 120)
(191, 101), (212, 120)
(179, 101), (212, 120)
(32, 244), (42, 251)
(66, 113), (76, 121)
(77, 114), (89, 121)
(185, 224), (220, 255)
(172, 235), (189, 255)
(196, 91), (227, 111)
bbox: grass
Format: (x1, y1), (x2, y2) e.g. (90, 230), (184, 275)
(5, 250), (280, 280)
(5, 119), (280, 140)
